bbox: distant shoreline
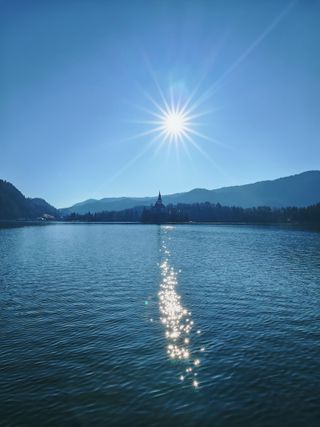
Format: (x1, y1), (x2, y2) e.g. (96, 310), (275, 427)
(1, 220), (319, 232)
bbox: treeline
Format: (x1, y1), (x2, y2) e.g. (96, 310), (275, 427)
(64, 202), (320, 224)
(162, 202), (320, 223)
(65, 207), (144, 222)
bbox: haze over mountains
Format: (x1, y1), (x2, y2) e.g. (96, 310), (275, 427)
(61, 171), (320, 215)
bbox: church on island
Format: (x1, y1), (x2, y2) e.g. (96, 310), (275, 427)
(141, 191), (187, 223)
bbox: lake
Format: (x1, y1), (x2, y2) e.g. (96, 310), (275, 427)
(0, 224), (319, 426)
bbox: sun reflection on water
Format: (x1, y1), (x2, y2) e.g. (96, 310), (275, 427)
(158, 226), (203, 388)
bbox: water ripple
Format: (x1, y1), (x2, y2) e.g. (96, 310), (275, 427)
(0, 224), (319, 426)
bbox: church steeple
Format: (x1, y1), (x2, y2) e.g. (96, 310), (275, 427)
(154, 190), (165, 209)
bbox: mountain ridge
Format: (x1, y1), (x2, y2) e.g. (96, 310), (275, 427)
(0, 180), (58, 220)
(61, 170), (320, 214)
(1, 171), (319, 219)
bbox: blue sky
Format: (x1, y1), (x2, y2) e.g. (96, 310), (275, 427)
(1, 0), (319, 208)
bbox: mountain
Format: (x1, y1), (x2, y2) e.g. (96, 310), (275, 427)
(0, 180), (58, 220)
(61, 171), (320, 215)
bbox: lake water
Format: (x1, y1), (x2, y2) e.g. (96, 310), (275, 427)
(0, 224), (319, 426)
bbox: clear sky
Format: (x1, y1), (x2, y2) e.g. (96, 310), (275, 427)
(1, 0), (319, 208)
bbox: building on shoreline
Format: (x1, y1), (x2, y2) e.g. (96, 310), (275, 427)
(154, 191), (165, 211)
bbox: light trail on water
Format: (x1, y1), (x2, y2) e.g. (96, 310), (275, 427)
(158, 226), (204, 389)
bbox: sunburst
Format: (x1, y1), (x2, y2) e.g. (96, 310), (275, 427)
(161, 109), (188, 141)
(150, 100), (199, 145)
(132, 82), (222, 158)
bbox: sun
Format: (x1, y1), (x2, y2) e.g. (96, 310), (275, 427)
(162, 109), (187, 139)
(135, 81), (221, 149)
(132, 89), (216, 151)
(155, 102), (194, 144)
(128, 77), (223, 156)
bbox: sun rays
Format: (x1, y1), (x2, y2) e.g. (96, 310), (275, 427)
(127, 76), (224, 166)
(94, 0), (298, 196)
(139, 95), (212, 147)
(125, 0), (297, 163)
